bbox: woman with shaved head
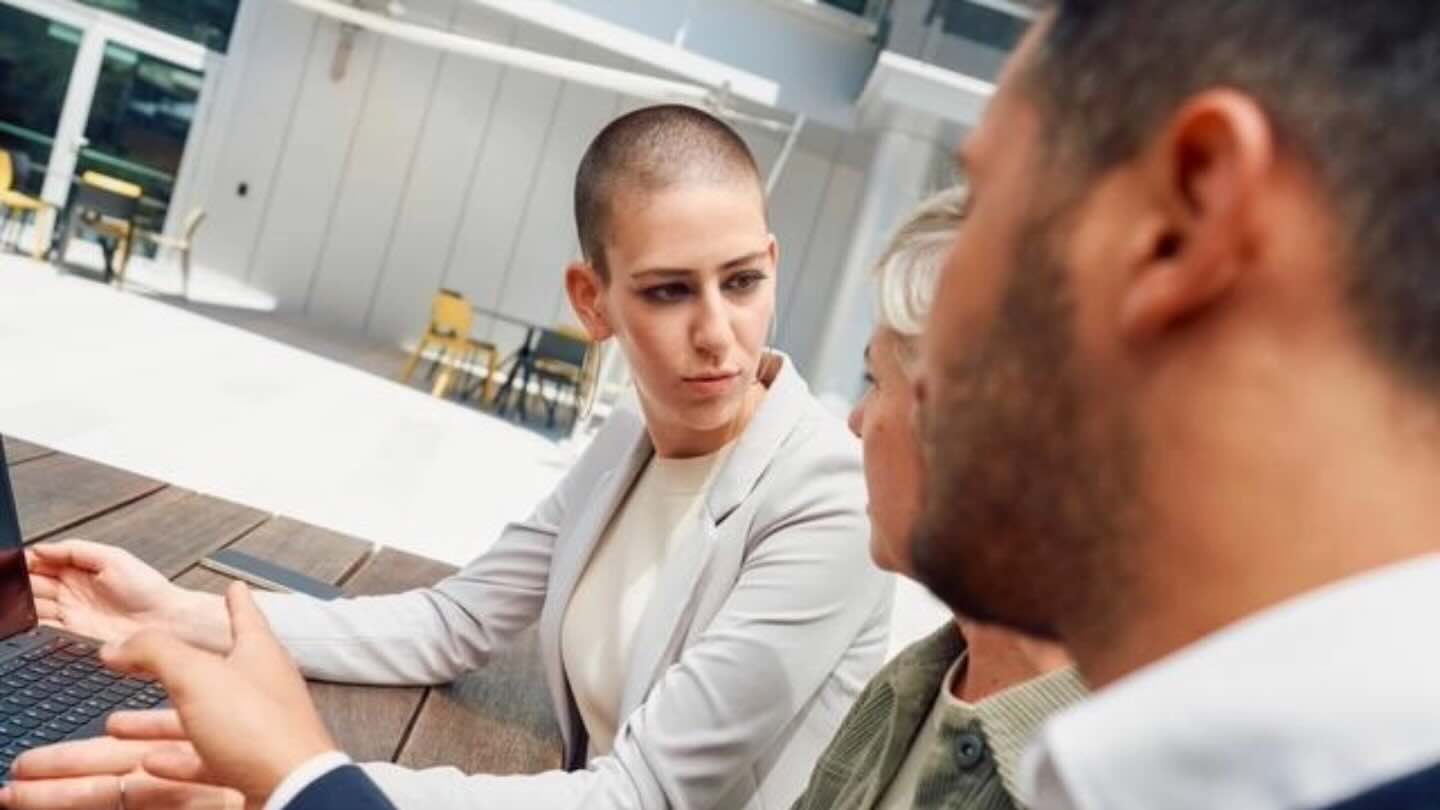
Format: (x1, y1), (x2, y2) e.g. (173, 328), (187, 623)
(5, 105), (890, 810)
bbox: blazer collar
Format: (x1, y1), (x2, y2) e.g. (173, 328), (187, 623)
(617, 354), (813, 711)
(703, 352), (810, 525)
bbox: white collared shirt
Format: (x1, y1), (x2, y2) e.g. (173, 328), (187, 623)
(1022, 554), (1440, 810)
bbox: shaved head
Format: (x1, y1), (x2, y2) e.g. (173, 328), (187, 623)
(574, 104), (764, 280)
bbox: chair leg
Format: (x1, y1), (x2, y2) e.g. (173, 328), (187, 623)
(455, 346), (477, 400)
(115, 236), (131, 287)
(0, 206), (14, 250)
(180, 248), (191, 298)
(400, 337), (430, 383)
(541, 378), (556, 429)
(31, 208), (49, 260)
(432, 360), (456, 398)
(482, 350), (498, 403)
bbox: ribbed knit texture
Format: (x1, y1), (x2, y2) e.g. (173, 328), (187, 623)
(789, 624), (1086, 810)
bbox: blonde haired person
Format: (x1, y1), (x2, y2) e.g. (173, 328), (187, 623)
(3, 105), (891, 810)
(790, 186), (1087, 810)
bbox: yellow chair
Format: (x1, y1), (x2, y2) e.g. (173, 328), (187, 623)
(0, 150), (50, 259)
(75, 171), (142, 283)
(139, 208), (207, 297)
(400, 290), (500, 400)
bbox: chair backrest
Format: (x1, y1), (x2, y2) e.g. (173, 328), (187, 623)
(429, 290), (473, 338)
(81, 171), (141, 200)
(181, 208), (207, 240)
(533, 328), (590, 369)
(71, 181), (139, 222)
(0, 151), (12, 192)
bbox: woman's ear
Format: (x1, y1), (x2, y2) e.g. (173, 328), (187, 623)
(565, 261), (614, 341)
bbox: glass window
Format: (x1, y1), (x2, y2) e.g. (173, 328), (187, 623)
(0, 5), (80, 195)
(77, 43), (202, 237)
(934, 0), (1027, 52)
(819, 0), (870, 14)
(72, 0), (240, 53)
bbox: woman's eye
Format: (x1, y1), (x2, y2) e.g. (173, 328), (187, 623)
(643, 283), (691, 303)
(862, 372), (878, 390)
(724, 271), (767, 293)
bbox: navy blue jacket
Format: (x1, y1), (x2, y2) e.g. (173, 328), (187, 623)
(1324, 762), (1440, 810)
(284, 765), (397, 810)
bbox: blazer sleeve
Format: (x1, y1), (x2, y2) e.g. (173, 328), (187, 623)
(253, 414), (628, 684)
(283, 766), (398, 810)
(351, 423), (893, 810)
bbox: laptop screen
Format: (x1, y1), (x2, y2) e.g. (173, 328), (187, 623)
(0, 440), (38, 639)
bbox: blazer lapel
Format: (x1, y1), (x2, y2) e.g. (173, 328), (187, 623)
(703, 353), (809, 524)
(539, 420), (653, 761)
(618, 354), (811, 714)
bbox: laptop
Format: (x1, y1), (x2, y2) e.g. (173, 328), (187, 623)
(0, 439), (167, 782)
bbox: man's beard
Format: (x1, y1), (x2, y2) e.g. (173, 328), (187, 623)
(910, 214), (1139, 641)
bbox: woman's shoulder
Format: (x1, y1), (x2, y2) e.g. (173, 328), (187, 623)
(764, 364), (863, 476)
(738, 364), (865, 522)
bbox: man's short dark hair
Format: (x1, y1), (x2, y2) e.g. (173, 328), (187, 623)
(1028, 1), (1440, 389)
(574, 104), (763, 280)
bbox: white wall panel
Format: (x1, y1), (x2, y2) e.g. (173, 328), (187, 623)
(781, 160), (865, 375)
(303, 0), (460, 332)
(769, 141), (841, 347)
(492, 46), (622, 345)
(361, 6), (516, 344)
(438, 26), (571, 351)
(246, 12), (381, 310)
(192, 0), (317, 284)
(182, 0), (902, 393)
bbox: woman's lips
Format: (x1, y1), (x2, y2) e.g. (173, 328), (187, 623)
(683, 372), (740, 397)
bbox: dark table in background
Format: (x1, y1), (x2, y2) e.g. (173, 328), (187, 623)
(2, 436), (562, 775)
(467, 306), (550, 419)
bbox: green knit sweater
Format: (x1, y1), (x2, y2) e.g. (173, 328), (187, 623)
(788, 624), (1086, 810)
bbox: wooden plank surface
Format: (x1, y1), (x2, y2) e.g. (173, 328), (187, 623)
(397, 625), (562, 775)
(173, 516), (373, 594)
(306, 547), (458, 764)
(2, 437), (54, 465)
(53, 488), (269, 577)
(8, 450), (560, 775)
(10, 453), (166, 542)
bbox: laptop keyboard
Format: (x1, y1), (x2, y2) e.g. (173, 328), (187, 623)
(0, 637), (167, 780)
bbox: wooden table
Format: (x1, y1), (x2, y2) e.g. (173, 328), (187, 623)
(2, 436), (563, 775)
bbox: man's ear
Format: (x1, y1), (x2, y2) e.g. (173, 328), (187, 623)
(565, 260), (614, 341)
(1120, 89), (1276, 341)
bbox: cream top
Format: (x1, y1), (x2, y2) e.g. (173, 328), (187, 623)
(561, 441), (737, 757)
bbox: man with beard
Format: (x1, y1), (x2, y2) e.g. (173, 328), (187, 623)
(911, 2), (1440, 809)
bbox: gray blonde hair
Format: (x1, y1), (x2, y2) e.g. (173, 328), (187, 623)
(872, 186), (968, 358)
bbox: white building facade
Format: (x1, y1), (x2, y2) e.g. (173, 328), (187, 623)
(3, 0), (1029, 401)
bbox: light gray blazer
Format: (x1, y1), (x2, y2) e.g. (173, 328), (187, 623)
(258, 357), (894, 810)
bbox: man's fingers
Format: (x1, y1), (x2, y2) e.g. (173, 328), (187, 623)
(128, 771), (244, 810)
(10, 737), (154, 778)
(107, 709), (185, 741)
(224, 583), (278, 652)
(0, 775), (122, 810)
(140, 746), (209, 784)
(101, 629), (215, 695)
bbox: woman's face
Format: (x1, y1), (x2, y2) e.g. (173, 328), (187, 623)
(575, 181), (777, 456)
(849, 327), (926, 575)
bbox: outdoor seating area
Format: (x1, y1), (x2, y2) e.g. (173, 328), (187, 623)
(400, 289), (599, 434)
